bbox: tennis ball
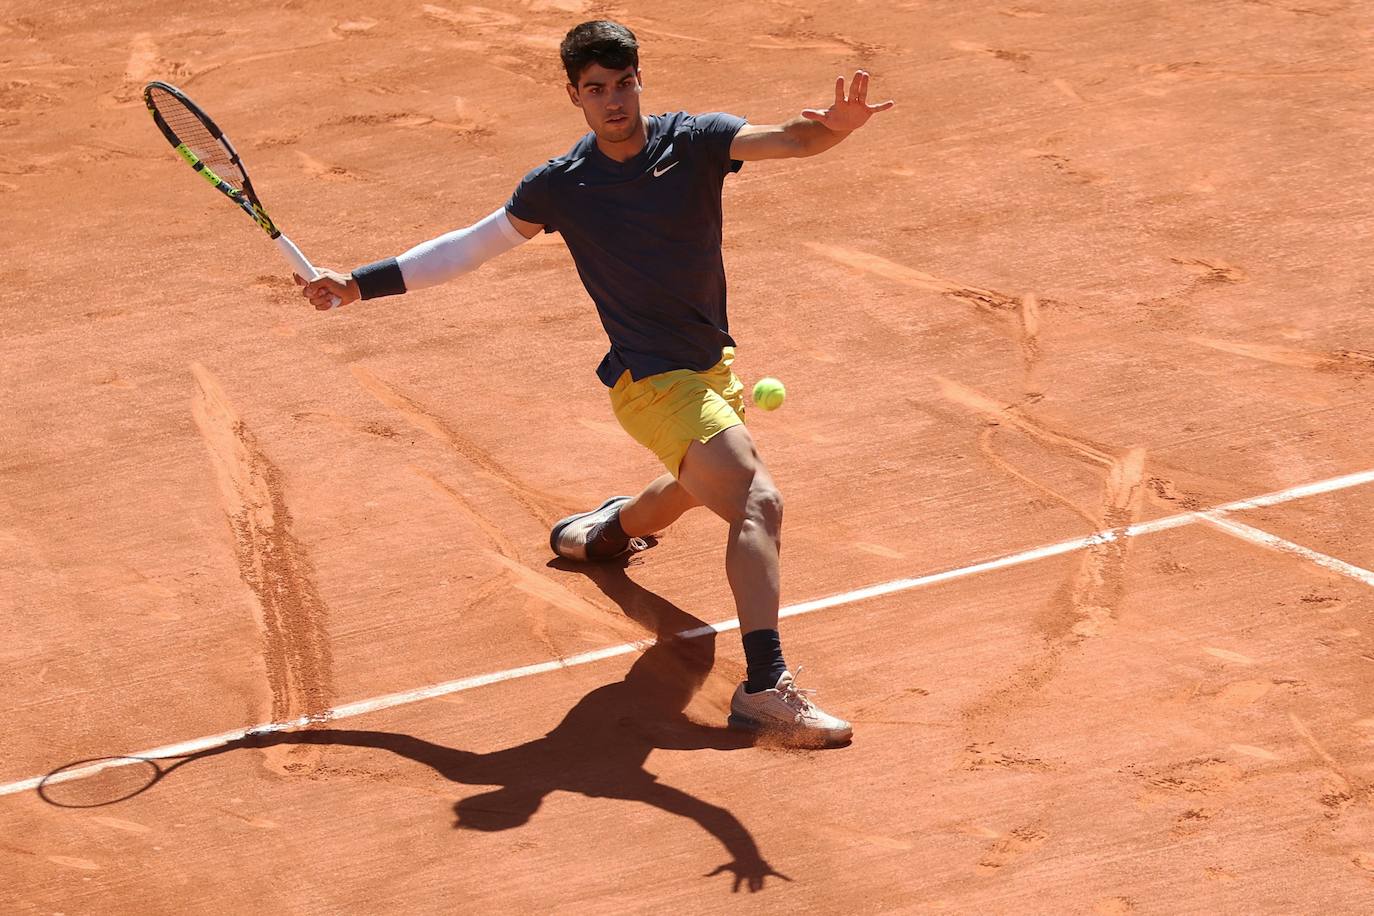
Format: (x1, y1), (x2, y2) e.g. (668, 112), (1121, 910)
(752, 377), (786, 411)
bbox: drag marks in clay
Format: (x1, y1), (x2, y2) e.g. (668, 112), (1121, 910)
(107, 33), (185, 105)
(807, 243), (1054, 395)
(748, 33), (877, 56)
(1136, 257), (1244, 328)
(1130, 756), (1242, 799)
(189, 364), (335, 734)
(295, 151), (366, 183)
(1191, 337), (1374, 377)
(977, 825), (1048, 870)
(1288, 712), (1368, 813)
(421, 4), (521, 29)
(410, 464), (641, 649)
(962, 742), (1054, 773)
(45, 855), (101, 871)
(950, 40), (1032, 70)
(939, 378), (1146, 642)
(324, 110), (490, 138)
(107, 24), (360, 107)
(1019, 148), (1103, 186)
(807, 244), (1023, 315)
(348, 364), (559, 529)
(347, 366), (636, 656)
(745, 10), (882, 57)
(419, 4), (574, 78)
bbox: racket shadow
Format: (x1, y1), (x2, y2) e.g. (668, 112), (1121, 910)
(40, 563), (787, 891)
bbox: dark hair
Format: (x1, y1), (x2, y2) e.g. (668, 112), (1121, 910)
(560, 20), (639, 86)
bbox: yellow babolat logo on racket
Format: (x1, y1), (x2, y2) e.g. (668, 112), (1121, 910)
(176, 144), (223, 189)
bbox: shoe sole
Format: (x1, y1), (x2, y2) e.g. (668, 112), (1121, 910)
(549, 496), (630, 559)
(727, 712), (853, 748)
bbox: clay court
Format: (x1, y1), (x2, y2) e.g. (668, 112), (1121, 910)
(4, 0), (1374, 911)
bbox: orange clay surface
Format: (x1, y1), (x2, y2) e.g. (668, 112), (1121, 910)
(5, 1), (1374, 912)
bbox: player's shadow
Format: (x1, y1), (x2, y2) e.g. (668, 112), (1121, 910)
(47, 556), (786, 892)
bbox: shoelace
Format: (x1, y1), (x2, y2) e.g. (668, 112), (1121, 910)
(778, 665), (819, 720)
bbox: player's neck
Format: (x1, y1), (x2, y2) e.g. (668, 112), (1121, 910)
(594, 116), (648, 163)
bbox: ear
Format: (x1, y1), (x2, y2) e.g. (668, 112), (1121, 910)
(565, 82), (582, 109)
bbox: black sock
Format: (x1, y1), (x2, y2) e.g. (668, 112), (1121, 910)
(741, 628), (788, 693)
(585, 510), (630, 559)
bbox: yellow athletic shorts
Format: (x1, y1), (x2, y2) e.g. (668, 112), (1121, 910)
(609, 348), (746, 478)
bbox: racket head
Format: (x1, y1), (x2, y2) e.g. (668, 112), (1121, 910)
(143, 81), (279, 236)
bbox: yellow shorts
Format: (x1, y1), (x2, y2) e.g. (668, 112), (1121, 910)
(609, 348), (746, 478)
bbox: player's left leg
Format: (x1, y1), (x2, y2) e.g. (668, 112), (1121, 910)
(619, 473), (699, 536)
(548, 473), (699, 561)
(551, 354), (738, 563)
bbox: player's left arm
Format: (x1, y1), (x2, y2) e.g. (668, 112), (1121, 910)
(729, 70), (894, 161)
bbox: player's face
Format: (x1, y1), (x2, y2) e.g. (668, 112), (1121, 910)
(567, 64), (642, 143)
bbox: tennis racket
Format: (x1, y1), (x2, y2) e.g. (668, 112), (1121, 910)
(142, 80), (340, 307)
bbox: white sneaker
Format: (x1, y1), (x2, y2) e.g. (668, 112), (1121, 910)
(728, 668), (852, 747)
(549, 496), (646, 561)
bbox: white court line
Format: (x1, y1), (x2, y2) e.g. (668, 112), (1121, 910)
(5, 466), (1374, 800)
(1200, 514), (1374, 587)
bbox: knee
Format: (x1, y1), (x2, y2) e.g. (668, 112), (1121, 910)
(746, 481), (784, 532)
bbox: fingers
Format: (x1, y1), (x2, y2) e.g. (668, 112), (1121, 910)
(853, 69), (869, 105)
(301, 275), (347, 311)
(834, 70), (879, 107)
(868, 99), (895, 113)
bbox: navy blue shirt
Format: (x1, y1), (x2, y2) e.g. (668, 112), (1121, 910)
(506, 111), (746, 386)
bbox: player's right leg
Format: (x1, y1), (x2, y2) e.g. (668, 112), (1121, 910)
(676, 426), (851, 748)
(674, 426), (780, 635)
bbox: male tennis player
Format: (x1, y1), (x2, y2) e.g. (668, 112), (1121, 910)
(300, 20), (893, 747)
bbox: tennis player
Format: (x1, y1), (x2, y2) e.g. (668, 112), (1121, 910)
(300, 20), (893, 747)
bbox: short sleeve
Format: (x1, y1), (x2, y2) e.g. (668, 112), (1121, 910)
(505, 163), (558, 233)
(690, 112), (747, 174)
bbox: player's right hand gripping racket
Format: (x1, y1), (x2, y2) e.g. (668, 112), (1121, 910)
(142, 81), (340, 307)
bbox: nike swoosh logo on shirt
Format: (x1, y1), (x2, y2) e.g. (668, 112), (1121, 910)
(653, 160), (679, 178)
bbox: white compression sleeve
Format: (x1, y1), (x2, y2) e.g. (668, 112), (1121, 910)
(395, 208), (529, 291)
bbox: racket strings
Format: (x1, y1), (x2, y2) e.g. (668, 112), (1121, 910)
(148, 87), (245, 190)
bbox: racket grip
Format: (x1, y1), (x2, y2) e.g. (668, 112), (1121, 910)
(275, 234), (342, 309)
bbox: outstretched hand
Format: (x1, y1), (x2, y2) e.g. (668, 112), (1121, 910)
(705, 857), (793, 893)
(801, 69), (895, 133)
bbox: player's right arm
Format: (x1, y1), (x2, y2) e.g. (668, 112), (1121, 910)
(298, 208), (543, 311)
(506, 212), (544, 239)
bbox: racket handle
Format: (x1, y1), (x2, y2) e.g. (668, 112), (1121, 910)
(275, 233), (342, 309)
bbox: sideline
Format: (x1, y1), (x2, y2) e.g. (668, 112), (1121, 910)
(5, 467), (1373, 800)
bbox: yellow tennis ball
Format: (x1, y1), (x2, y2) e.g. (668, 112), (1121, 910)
(752, 377), (786, 411)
